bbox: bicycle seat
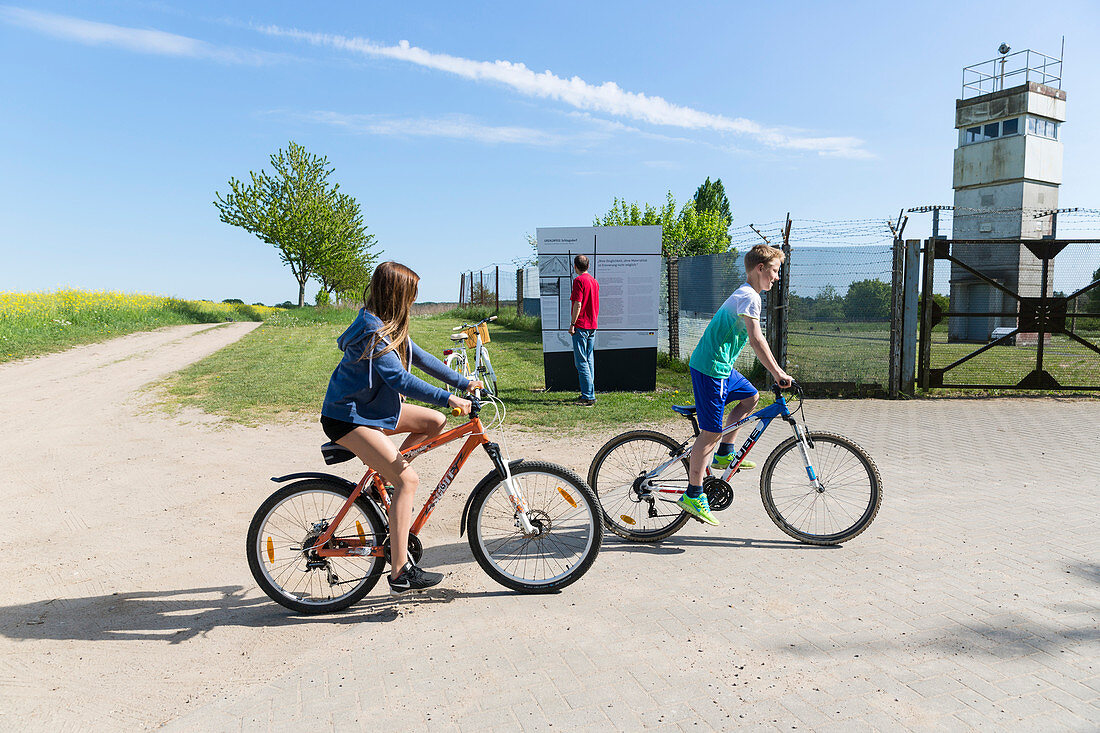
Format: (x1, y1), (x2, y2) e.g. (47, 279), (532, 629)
(670, 404), (697, 417)
(321, 442), (356, 465)
(449, 333), (468, 341)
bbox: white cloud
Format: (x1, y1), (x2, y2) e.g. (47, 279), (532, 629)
(294, 110), (570, 146)
(1, 6), (275, 64)
(257, 24), (872, 159)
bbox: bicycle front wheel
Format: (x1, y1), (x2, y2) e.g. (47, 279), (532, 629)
(587, 430), (690, 542)
(246, 480), (387, 614)
(468, 461), (602, 593)
(760, 431), (882, 545)
(477, 348), (498, 396)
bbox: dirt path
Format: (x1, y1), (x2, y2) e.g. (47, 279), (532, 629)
(4, 325), (1097, 730)
(0, 323), (617, 729)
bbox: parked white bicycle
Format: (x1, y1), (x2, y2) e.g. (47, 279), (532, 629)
(444, 315), (499, 397)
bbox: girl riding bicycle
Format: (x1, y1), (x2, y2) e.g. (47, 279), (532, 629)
(320, 261), (482, 595)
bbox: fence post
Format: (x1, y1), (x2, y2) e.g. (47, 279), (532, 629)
(765, 217), (791, 381)
(901, 240), (920, 396)
(918, 240), (936, 390)
(778, 220), (791, 371)
(459, 272), (465, 307)
(516, 268), (523, 317)
(889, 237), (905, 397)
(667, 257), (680, 360)
(495, 266), (500, 314)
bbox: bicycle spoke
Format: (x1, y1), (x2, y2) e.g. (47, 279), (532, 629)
(761, 434), (880, 543)
(474, 468), (597, 586)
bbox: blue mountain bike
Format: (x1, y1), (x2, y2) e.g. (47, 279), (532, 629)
(587, 383), (882, 545)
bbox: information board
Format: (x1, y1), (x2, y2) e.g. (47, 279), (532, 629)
(536, 226), (662, 392)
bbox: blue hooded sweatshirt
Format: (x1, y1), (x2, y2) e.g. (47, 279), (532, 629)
(321, 309), (471, 430)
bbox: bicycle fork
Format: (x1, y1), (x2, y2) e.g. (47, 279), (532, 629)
(484, 442), (538, 535)
(790, 423), (825, 491)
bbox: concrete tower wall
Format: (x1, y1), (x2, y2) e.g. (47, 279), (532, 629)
(949, 81), (1065, 342)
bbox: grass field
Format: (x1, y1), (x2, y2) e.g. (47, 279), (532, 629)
(927, 325), (1100, 388)
(782, 319), (1100, 392)
(160, 306), (719, 429)
(0, 289), (276, 363)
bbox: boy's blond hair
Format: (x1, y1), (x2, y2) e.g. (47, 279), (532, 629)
(745, 243), (785, 271)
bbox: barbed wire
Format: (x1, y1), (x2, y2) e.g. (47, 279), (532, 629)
(464, 208), (1100, 274)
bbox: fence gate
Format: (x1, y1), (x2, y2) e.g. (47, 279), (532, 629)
(918, 238), (1100, 391)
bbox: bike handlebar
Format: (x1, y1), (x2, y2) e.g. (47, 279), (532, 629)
(770, 380), (802, 400)
(451, 395), (482, 417)
(453, 315), (497, 331)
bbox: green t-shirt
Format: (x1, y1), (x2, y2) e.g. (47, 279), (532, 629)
(688, 284), (761, 378)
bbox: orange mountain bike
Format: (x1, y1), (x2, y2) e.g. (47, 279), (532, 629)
(246, 395), (602, 614)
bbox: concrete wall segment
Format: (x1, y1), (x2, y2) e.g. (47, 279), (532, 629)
(956, 83), (1066, 127)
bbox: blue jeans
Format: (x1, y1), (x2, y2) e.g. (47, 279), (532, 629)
(572, 328), (596, 400)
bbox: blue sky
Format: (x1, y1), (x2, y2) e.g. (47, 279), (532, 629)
(2, 1), (1098, 303)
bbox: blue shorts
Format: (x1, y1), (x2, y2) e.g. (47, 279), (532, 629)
(689, 367), (758, 433)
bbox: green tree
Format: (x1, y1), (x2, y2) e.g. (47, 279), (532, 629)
(214, 141), (377, 307)
(693, 177), (732, 243)
(312, 191), (378, 301)
(813, 285), (845, 321)
(594, 191), (731, 257)
(844, 279), (892, 321)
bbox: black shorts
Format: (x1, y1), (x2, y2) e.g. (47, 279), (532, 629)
(320, 415), (359, 442)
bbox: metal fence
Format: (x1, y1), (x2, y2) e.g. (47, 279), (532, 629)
(786, 244), (895, 393)
(919, 239), (1100, 390)
(458, 265), (539, 316)
(457, 211), (1100, 395)
(659, 252), (762, 376)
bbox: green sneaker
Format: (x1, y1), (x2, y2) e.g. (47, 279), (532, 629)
(677, 493), (719, 526)
(711, 454), (755, 470)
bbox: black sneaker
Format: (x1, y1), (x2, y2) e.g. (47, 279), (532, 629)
(388, 562), (444, 596)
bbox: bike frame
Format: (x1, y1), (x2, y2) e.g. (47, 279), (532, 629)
(308, 413), (532, 559)
(644, 391), (822, 494)
(448, 321), (492, 385)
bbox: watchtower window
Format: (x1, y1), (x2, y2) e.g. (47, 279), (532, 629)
(1027, 116), (1059, 139)
(961, 117), (1023, 146)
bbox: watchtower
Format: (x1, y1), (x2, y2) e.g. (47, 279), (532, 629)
(950, 46), (1065, 342)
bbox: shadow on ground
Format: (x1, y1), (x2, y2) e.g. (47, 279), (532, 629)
(600, 534), (842, 554)
(0, 583), (513, 645)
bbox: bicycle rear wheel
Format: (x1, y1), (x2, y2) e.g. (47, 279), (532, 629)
(587, 430), (690, 542)
(246, 480), (387, 614)
(760, 431), (882, 545)
(467, 461), (602, 593)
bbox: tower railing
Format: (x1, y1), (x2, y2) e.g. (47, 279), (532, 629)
(961, 49), (1062, 99)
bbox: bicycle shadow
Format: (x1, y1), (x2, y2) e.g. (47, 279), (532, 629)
(0, 584), (516, 644)
(600, 534), (841, 555)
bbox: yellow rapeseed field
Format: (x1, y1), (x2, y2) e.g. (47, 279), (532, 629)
(0, 289), (279, 362)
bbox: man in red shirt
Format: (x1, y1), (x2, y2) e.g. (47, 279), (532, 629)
(568, 254), (600, 406)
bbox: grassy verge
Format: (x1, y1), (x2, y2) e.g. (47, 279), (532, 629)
(0, 289), (278, 363)
(160, 306), (744, 429)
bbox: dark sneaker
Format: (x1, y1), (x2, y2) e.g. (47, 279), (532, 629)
(388, 563), (444, 596)
(574, 397), (595, 406)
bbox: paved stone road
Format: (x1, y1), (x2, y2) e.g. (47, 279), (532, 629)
(165, 398), (1099, 731)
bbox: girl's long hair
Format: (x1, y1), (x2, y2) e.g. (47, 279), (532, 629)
(362, 261), (419, 366)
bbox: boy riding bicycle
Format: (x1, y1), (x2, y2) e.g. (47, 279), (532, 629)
(679, 243), (793, 527)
